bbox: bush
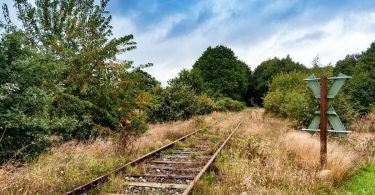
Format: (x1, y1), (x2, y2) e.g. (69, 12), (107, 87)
(128, 113), (148, 134)
(196, 94), (219, 115)
(216, 97), (246, 112)
(0, 33), (54, 163)
(263, 91), (288, 117)
(148, 85), (219, 122)
(282, 91), (315, 127)
(264, 70), (357, 128)
(148, 84), (197, 122)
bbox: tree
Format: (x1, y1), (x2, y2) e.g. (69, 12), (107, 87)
(348, 42), (375, 115)
(130, 68), (160, 92)
(0, 32), (54, 163)
(3, 0), (136, 89)
(2, 0), (147, 139)
(334, 54), (359, 75)
(252, 55), (306, 105)
(168, 69), (204, 93)
(191, 45), (251, 101)
(0, 0), (153, 163)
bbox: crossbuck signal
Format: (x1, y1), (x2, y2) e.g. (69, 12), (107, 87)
(302, 73), (351, 167)
(303, 73), (352, 135)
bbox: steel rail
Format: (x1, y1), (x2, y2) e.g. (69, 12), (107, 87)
(182, 119), (244, 195)
(65, 119), (223, 195)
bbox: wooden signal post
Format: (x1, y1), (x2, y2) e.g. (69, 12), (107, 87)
(303, 73), (352, 168)
(320, 77), (327, 167)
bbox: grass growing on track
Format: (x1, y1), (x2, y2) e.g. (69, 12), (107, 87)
(0, 112), (230, 194)
(1, 109), (372, 194)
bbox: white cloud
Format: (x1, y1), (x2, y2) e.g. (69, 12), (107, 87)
(244, 11), (375, 68)
(4, 0), (375, 85)
(111, 2), (375, 85)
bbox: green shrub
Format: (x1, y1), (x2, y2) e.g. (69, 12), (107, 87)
(282, 91), (315, 127)
(128, 113), (148, 134)
(51, 93), (95, 140)
(196, 94), (218, 115)
(264, 70), (357, 128)
(263, 91), (287, 117)
(0, 33), (53, 163)
(148, 84), (198, 122)
(216, 97), (246, 112)
(148, 85), (219, 122)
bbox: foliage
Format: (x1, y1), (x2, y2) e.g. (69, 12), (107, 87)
(0, 32), (53, 162)
(252, 55), (306, 105)
(191, 45), (251, 101)
(169, 46), (252, 107)
(130, 68), (161, 92)
(264, 69), (357, 128)
(148, 84), (218, 122)
(347, 42), (375, 115)
(263, 71), (315, 127)
(148, 84), (195, 122)
(216, 97), (246, 112)
(334, 54), (359, 75)
(168, 69), (204, 93)
(0, 0), (154, 162)
(196, 94), (218, 115)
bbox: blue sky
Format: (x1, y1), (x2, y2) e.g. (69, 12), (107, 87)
(105, 0), (375, 85)
(4, 0), (375, 85)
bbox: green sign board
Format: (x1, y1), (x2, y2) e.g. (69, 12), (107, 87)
(302, 73), (352, 135)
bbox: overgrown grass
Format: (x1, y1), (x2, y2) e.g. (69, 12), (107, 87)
(1, 109), (372, 194)
(192, 108), (374, 194)
(0, 111), (230, 194)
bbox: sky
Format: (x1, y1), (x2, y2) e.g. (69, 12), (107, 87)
(4, 0), (375, 85)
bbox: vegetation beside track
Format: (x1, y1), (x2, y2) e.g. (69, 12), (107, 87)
(191, 109), (374, 194)
(0, 109), (373, 194)
(0, 111), (232, 194)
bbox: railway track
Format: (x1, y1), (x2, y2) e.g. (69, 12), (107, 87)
(66, 118), (244, 195)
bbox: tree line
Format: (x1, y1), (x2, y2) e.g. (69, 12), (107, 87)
(1, 0), (374, 164)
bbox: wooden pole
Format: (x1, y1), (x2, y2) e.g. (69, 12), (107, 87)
(320, 77), (328, 168)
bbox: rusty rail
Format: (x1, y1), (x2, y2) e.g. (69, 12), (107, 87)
(65, 119), (225, 195)
(182, 119), (243, 195)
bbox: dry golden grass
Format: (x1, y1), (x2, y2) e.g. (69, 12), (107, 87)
(193, 108), (373, 195)
(0, 111), (230, 194)
(1, 109), (372, 194)
(281, 132), (357, 181)
(350, 113), (375, 133)
(0, 139), (123, 194)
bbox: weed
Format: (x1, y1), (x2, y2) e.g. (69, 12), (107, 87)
(126, 165), (143, 174)
(201, 127), (209, 134)
(190, 152), (199, 160)
(202, 171), (215, 184)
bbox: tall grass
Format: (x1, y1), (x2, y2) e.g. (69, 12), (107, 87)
(1, 109), (372, 194)
(0, 111), (230, 194)
(193, 108), (372, 194)
(281, 132), (357, 181)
